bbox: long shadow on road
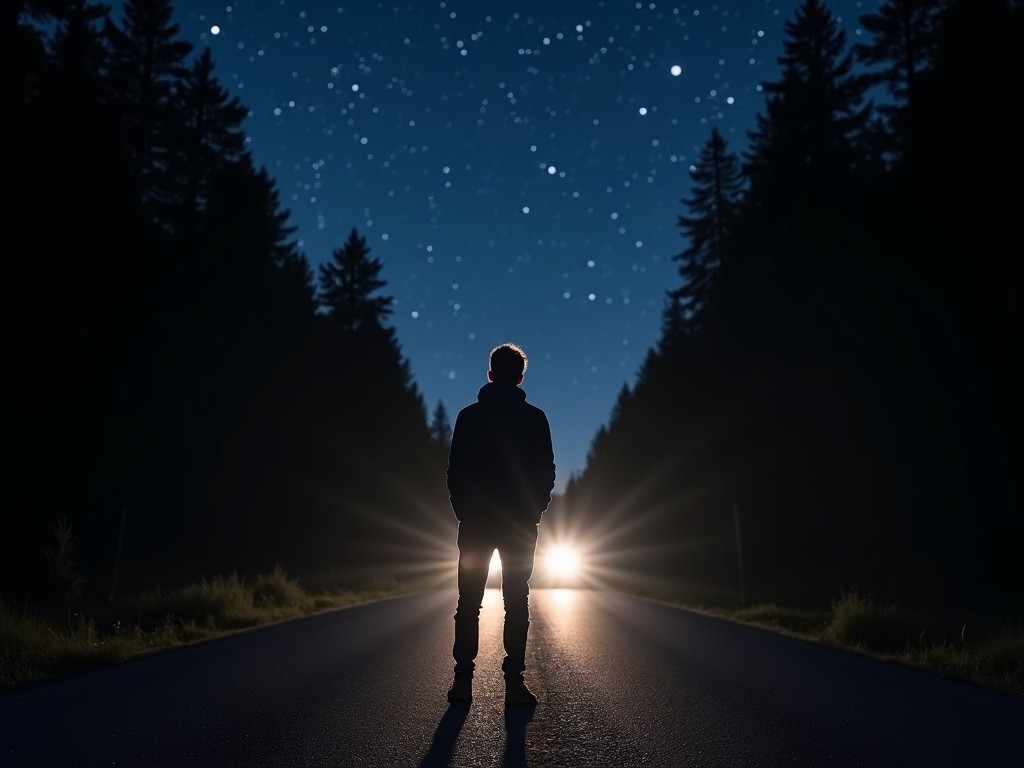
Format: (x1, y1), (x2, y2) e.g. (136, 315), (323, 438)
(417, 701), (536, 767)
(502, 704), (536, 768)
(418, 702), (470, 767)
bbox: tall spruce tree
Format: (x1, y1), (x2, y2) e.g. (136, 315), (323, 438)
(658, 293), (687, 355)
(854, 0), (945, 156)
(103, 0), (192, 211)
(50, 1), (110, 106)
(671, 128), (743, 334)
(855, 0), (943, 109)
(163, 47), (248, 230)
(746, 0), (871, 205)
(738, 0), (874, 354)
(429, 400), (452, 449)
(317, 228), (394, 332)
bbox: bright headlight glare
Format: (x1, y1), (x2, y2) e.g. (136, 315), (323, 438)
(546, 546), (580, 577)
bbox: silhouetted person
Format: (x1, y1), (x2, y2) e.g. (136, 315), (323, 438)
(446, 343), (556, 706)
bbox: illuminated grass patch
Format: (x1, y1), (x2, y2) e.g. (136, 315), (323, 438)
(645, 586), (1023, 696)
(0, 569), (411, 691)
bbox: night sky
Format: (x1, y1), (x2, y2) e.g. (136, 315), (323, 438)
(166, 0), (873, 490)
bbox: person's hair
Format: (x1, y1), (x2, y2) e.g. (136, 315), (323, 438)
(489, 343), (528, 382)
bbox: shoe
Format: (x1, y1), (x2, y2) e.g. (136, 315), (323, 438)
(504, 675), (537, 707)
(447, 673), (472, 702)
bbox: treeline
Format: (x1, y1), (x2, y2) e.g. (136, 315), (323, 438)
(565, 0), (1023, 609)
(2, 0), (453, 602)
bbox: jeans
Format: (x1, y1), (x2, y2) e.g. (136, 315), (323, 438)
(452, 521), (538, 678)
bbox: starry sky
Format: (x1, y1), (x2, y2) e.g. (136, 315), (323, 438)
(165, 0), (874, 490)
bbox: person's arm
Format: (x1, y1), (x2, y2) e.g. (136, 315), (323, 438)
(534, 412), (556, 516)
(446, 412), (466, 520)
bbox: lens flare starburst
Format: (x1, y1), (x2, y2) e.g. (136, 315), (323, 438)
(546, 546), (580, 579)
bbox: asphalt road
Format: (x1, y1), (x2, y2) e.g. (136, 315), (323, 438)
(1, 589), (1020, 767)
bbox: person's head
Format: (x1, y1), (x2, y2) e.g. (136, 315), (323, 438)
(488, 342), (528, 385)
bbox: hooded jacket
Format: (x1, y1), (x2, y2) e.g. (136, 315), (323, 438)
(446, 381), (556, 526)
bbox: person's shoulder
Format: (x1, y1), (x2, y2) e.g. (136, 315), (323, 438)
(522, 400), (549, 419)
(456, 401), (481, 419)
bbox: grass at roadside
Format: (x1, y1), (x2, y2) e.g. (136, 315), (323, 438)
(6, 575), (1020, 697)
(0, 566), (413, 692)
(647, 587), (1023, 696)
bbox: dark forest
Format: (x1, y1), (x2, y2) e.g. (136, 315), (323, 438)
(3, 0), (454, 601)
(564, 0), (1023, 610)
(3, 0), (1022, 616)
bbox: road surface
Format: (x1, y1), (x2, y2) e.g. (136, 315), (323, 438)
(1, 589), (1020, 767)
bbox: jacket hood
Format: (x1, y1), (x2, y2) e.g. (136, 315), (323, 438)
(477, 380), (527, 404)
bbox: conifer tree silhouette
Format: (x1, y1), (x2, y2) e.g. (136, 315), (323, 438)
(103, 0), (193, 210)
(317, 228), (394, 333)
(854, 0), (945, 157)
(854, 0), (943, 111)
(429, 401), (452, 449)
(746, 0), (871, 203)
(166, 47), (249, 227)
(671, 128), (743, 334)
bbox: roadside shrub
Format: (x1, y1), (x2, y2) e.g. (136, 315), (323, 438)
(251, 566), (308, 609)
(0, 601), (45, 687)
(132, 573), (255, 629)
(3, 577), (414, 692)
(974, 628), (1024, 686)
(41, 517), (84, 606)
(0, 601), (133, 688)
(823, 586), (907, 652)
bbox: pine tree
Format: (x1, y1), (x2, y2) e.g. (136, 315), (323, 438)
(746, 0), (871, 203)
(163, 47), (248, 227)
(43, 0), (124, 236)
(735, 0), (875, 352)
(429, 400), (452, 449)
(855, 0), (943, 108)
(317, 228), (394, 332)
(203, 156), (298, 272)
(608, 383), (633, 430)
(658, 293), (687, 355)
(671, 128), (743, 334)
(50, 1), (110, 102)
(854, 0), (945, 155)
(103, 0), (192, 208)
